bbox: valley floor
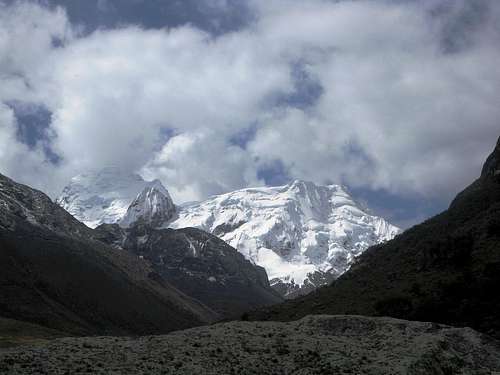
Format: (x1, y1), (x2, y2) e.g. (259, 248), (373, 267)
(1, 315), (499, 375)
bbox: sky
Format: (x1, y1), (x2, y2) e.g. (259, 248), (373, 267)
(0, 0), (499, 228)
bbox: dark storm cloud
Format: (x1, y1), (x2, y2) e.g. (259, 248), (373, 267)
(40, 0), (254, 34)
(6, 101), (51, 148)
(5, 101), (61, 164)
(428, 0), (493, 53)
(272, 63), (324, 110)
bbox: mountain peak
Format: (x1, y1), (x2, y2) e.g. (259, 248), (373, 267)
(170, 179), (400, 297)
(286, 179), (346, 193)
(286, 179), (327, 189)
(57, 167), (160, 228)
(120, 180), (176, 228)
(149, 179), (170, 194)
(287, 179), (311, 187)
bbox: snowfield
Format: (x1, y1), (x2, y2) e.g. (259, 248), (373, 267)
(170, 180), (400, 295)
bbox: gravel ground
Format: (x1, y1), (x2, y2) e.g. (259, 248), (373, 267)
(1, 315), (499, 375)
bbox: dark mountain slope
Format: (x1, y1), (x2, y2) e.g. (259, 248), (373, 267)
(247, 137), (500, 338)
(0, 173), (218, 336)
(94, 223), (283, 317)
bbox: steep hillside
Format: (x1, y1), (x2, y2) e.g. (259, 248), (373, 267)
(0, 173), (217, 336)
(247, 137), (500, 338)
(94, 223), (282, 317)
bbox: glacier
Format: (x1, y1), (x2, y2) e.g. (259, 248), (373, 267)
(169, 180), (400, 296)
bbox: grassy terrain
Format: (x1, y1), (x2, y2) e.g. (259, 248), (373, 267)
(0, 317), (66, 348)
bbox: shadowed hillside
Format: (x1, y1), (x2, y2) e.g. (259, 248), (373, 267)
(94, 223), (282, 317)
(0, 173), (217, 336)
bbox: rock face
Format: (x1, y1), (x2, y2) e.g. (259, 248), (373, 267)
(94, 224), (282, 317)
(248, 137), (500, 339)
(0, 173), (94, 239)
(0, 172), (217, 336)
(170, 180), (400, 297)
(1, 315), (499, 374)
(481, 136), (500, 178)
(120, 180), (176, 228)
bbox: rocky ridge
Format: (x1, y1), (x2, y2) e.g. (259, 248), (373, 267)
(94, 223), (282, 317)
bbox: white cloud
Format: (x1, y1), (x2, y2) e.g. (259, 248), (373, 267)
(141, 131), (262, 202)
(0, 2), (71, 193)
(1, 0), (500, 215)
(248, 0), (500, 201)
(40, 24), (292, 195)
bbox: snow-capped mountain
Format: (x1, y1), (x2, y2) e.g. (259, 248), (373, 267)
(169, 180), (400, 297)
(120, 180), (176, 228)
(57, 169), (400, 297)
(56, 167), (157, 228)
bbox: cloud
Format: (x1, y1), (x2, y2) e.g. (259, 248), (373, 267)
(0, 1), (71, 192)
(1, 0), (500, 225)
(247, 0), (500, 202)
(41, 24), (291, 196)
(141, 131), (262, 202)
